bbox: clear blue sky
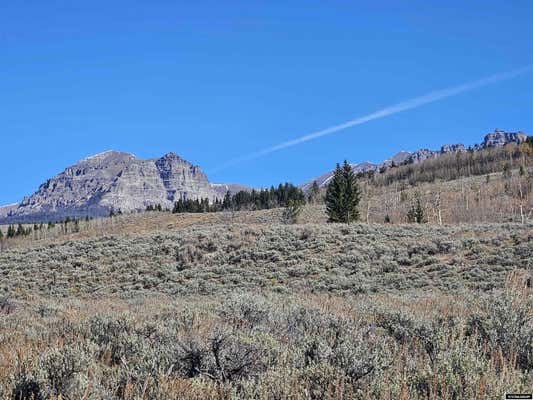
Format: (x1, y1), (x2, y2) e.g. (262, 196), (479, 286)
(1, 1), (532, 205)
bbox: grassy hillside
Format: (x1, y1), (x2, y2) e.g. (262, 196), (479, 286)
(0, 147), (531, 399)
(1, 166), (531, 253)
(360, 168), (533, 224)
(1, 223), (531, 299)
(0, 219), (532, 398)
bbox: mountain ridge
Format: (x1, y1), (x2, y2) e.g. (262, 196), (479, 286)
(301, 129), (528, 191)
(1, 151), (245, 223)
(1, 129), (529, 224)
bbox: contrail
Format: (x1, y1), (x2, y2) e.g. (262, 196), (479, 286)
(209, 65), (532, 173)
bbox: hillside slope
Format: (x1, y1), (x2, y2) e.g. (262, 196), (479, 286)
(1, 222), (530, 298)
(303, 129), (528, 190)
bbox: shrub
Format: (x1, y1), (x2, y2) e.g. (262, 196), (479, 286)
(173, 328), (266, 383)
(38, 345), (90, 398)
(11, 365), (43, 400)
(466, 289), (533, 370)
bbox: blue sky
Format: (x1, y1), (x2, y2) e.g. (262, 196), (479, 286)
(1, 1), (532, 205)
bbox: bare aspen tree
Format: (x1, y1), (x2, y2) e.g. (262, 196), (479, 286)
(519, 181), (525, 223)
(365, 183), (373, 224)
(433, 189), (443, 225)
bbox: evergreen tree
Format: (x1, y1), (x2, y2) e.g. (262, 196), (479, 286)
(325, 163), (346, 223)
(502, 162), (512, 179)
(325, 161), (362, 223)
(308, 181), (321, 203)
(407, 196), (425, 223)
(16, 224), (25, 236)
(342, 160), (361, 222)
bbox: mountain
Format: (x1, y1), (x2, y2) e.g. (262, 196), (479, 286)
(0, 151), (243, 223)
(1, 129), (528, 223)
(303, 129), (528, 189)
(0, 204), (18, 220)
(301, 161), (379, 191)
(210, 183), (253, 198)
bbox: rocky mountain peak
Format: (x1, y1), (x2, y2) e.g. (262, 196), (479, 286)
(80, 150), (137, 164)
(440, 144), (466, 154)
(0, 151), (219, 223)
(482, 129), (527, 148)
(158, 151), (181, 161)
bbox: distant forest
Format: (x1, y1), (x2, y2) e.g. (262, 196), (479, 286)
(156, 183), (306, 214)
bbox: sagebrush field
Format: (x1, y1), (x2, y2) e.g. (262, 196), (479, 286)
(0, 218), (531, 399)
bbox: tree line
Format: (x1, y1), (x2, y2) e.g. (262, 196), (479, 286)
(0, 223), (47, 240)
(169, 183), (306, 214)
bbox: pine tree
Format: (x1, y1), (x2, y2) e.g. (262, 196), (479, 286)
(308, 181), (320, 203)
(407, 196), (425, 223)
(325, 163), (345, 222)
(342, 160), (361, 223)
(281, 199), (303, 224)
(502, 162), (512, 179)
(325, 161), (362, 223)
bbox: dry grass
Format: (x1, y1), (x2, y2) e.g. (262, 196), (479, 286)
(0, 209), (531, 398)
(0, 279), (531, 399)
(0, 222), (531, 299)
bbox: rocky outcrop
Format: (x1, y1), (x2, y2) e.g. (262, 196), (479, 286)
(0, 204), (18, 220)
(1, 151), (220, 223)
(386, 151), (412, 166)
(408, 149), (439, 164)
(210, 183), (252, 198)
(441, 144), (466, 153)
(481, 129), (527, 148)
(154, 152), (215, 203)
(301, 161), (378, 191)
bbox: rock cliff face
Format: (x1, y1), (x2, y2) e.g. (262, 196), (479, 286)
(303, 129), (529, 189)
(210, 183), (252, 198)
(0, 204), (17, 220)
(440, 144), (466, 154)
(481, 129), (527, 148)
(1, 151), (220, 223)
